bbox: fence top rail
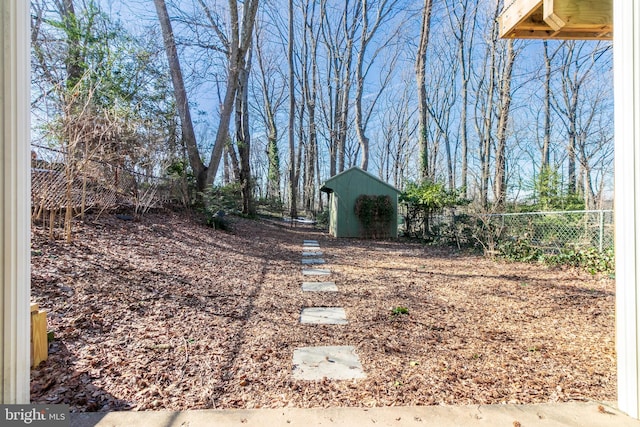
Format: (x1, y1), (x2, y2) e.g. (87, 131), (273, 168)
(483, 210), (613, 217)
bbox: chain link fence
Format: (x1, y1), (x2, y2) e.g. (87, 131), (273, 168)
(401, 208), (614, 254)
(482, 210), (614, 253)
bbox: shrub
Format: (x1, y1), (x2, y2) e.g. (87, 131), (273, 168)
(497, 240), (614, 276)
(354, 194), (394, 238)
(546, 247), (614, 275)
(498, 238), (544, 263)
(316, 209), (329, 229)
(400, 180), (468, 239)
(200, 183), (242, 228)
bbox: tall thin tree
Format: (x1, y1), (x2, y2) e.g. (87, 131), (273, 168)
(154, 0), (206, 190)
(416, 0), (434, 180)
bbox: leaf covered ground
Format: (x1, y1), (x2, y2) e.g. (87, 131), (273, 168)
(30, 211), (616, 412)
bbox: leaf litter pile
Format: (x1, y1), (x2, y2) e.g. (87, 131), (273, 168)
(30, 212), (615, 412)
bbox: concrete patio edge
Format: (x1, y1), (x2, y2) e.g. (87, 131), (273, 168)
(71, 401), (640, 427)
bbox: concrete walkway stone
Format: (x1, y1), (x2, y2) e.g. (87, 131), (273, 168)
(302, 268), (330, 276)
(292, 345), (365, 380)
(302, 281), (338, 292)
(300, 307), (347, 324)
(303, 242), (320, 247)
(301, 258), (325, 265)
(302, 251), (323, 256)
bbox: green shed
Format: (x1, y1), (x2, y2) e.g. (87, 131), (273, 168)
(320, 167), (400, 238)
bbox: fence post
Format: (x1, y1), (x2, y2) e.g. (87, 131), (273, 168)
(599, 210), (605, 253)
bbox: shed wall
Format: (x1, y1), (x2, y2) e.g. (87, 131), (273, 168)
(324, 168), (399, 238)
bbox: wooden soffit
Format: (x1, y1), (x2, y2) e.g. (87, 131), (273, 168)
(499, 0), (612, 40)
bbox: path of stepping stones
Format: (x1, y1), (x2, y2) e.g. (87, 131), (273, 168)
(292, 239), (365, 381)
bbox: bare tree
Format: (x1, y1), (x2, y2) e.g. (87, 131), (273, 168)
(235, 45), (255, 215)
(300, 0), (321, 212)
(541, 40), (563, 171)
(493, 39), (516, 209)
(424, 37), (458, 189)
(373, 78), (418, 189)
(416, 0), (434, 180)
(446, 0), (477, 196)
(253, 24), (285, 202)
(288, 0), (299, 218)
(474, 9), (498, 208)
(325, 0), (361, 174)
(552, 40), (606, 196)
(354, 0), (399, 171)
(155, 0), (259, 191)
(154, 0), (206, 189)
(205, 0), (260, 186)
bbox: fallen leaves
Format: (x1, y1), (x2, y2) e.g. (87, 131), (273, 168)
(30, 211), (616, 412)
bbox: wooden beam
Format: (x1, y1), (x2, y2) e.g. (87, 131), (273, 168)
(30, 308), (48, 367)
(544, 0), (613, 32)
(499, 0), (613, 40)
(499, 0), (543, 39)
(502, 29), (557, 39)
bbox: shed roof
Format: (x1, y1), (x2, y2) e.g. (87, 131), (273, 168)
(320, 167), (400, 194)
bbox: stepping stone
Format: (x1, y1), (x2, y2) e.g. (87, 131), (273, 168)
(302, 281), (338, 292)
(302, 268), (331, 276)
(303, 241), (320, 246)
(303, 240), (318, 244)
(302, 258), (325, 265)
(300, 307), (347, 325)
(302, 251), (323, 256)
(292, 345), (365, 380)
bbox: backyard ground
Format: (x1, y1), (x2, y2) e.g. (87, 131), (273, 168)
(30, 211), (616, 412)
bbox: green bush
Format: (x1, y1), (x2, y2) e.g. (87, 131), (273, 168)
(528, 165), (585, 211)
(256, 196), (284, 215)
(497, 239), (614, 275)
(200, 183), (242, 228)
(400, 180), (468, 239)
(354, 194), (394, 238)
(546, 247), (614, 275)
(316, 209), (330, 228)
(498, 238), (544, 262)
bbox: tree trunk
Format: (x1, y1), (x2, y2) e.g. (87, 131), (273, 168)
(236, 47), (255, 216)
(567, 108), (577, 194)
(60, 0), (84, 91)
(336, 1), (358, 173)
(153, 0), (206, 190)
(494, 40), (516, 210)
(416, 0), (433, 180)
(542, 41), (552, 170)
(226, 137), (241, 182)
(301, 0), (319, 212)
(255, 29), (281, 201)
(288, 0), (298, 218)
(479, 2), (500, 209)
(205, 0), (259, 187)
(448, 0), (476, 197)
(355, 0), (368, 170)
